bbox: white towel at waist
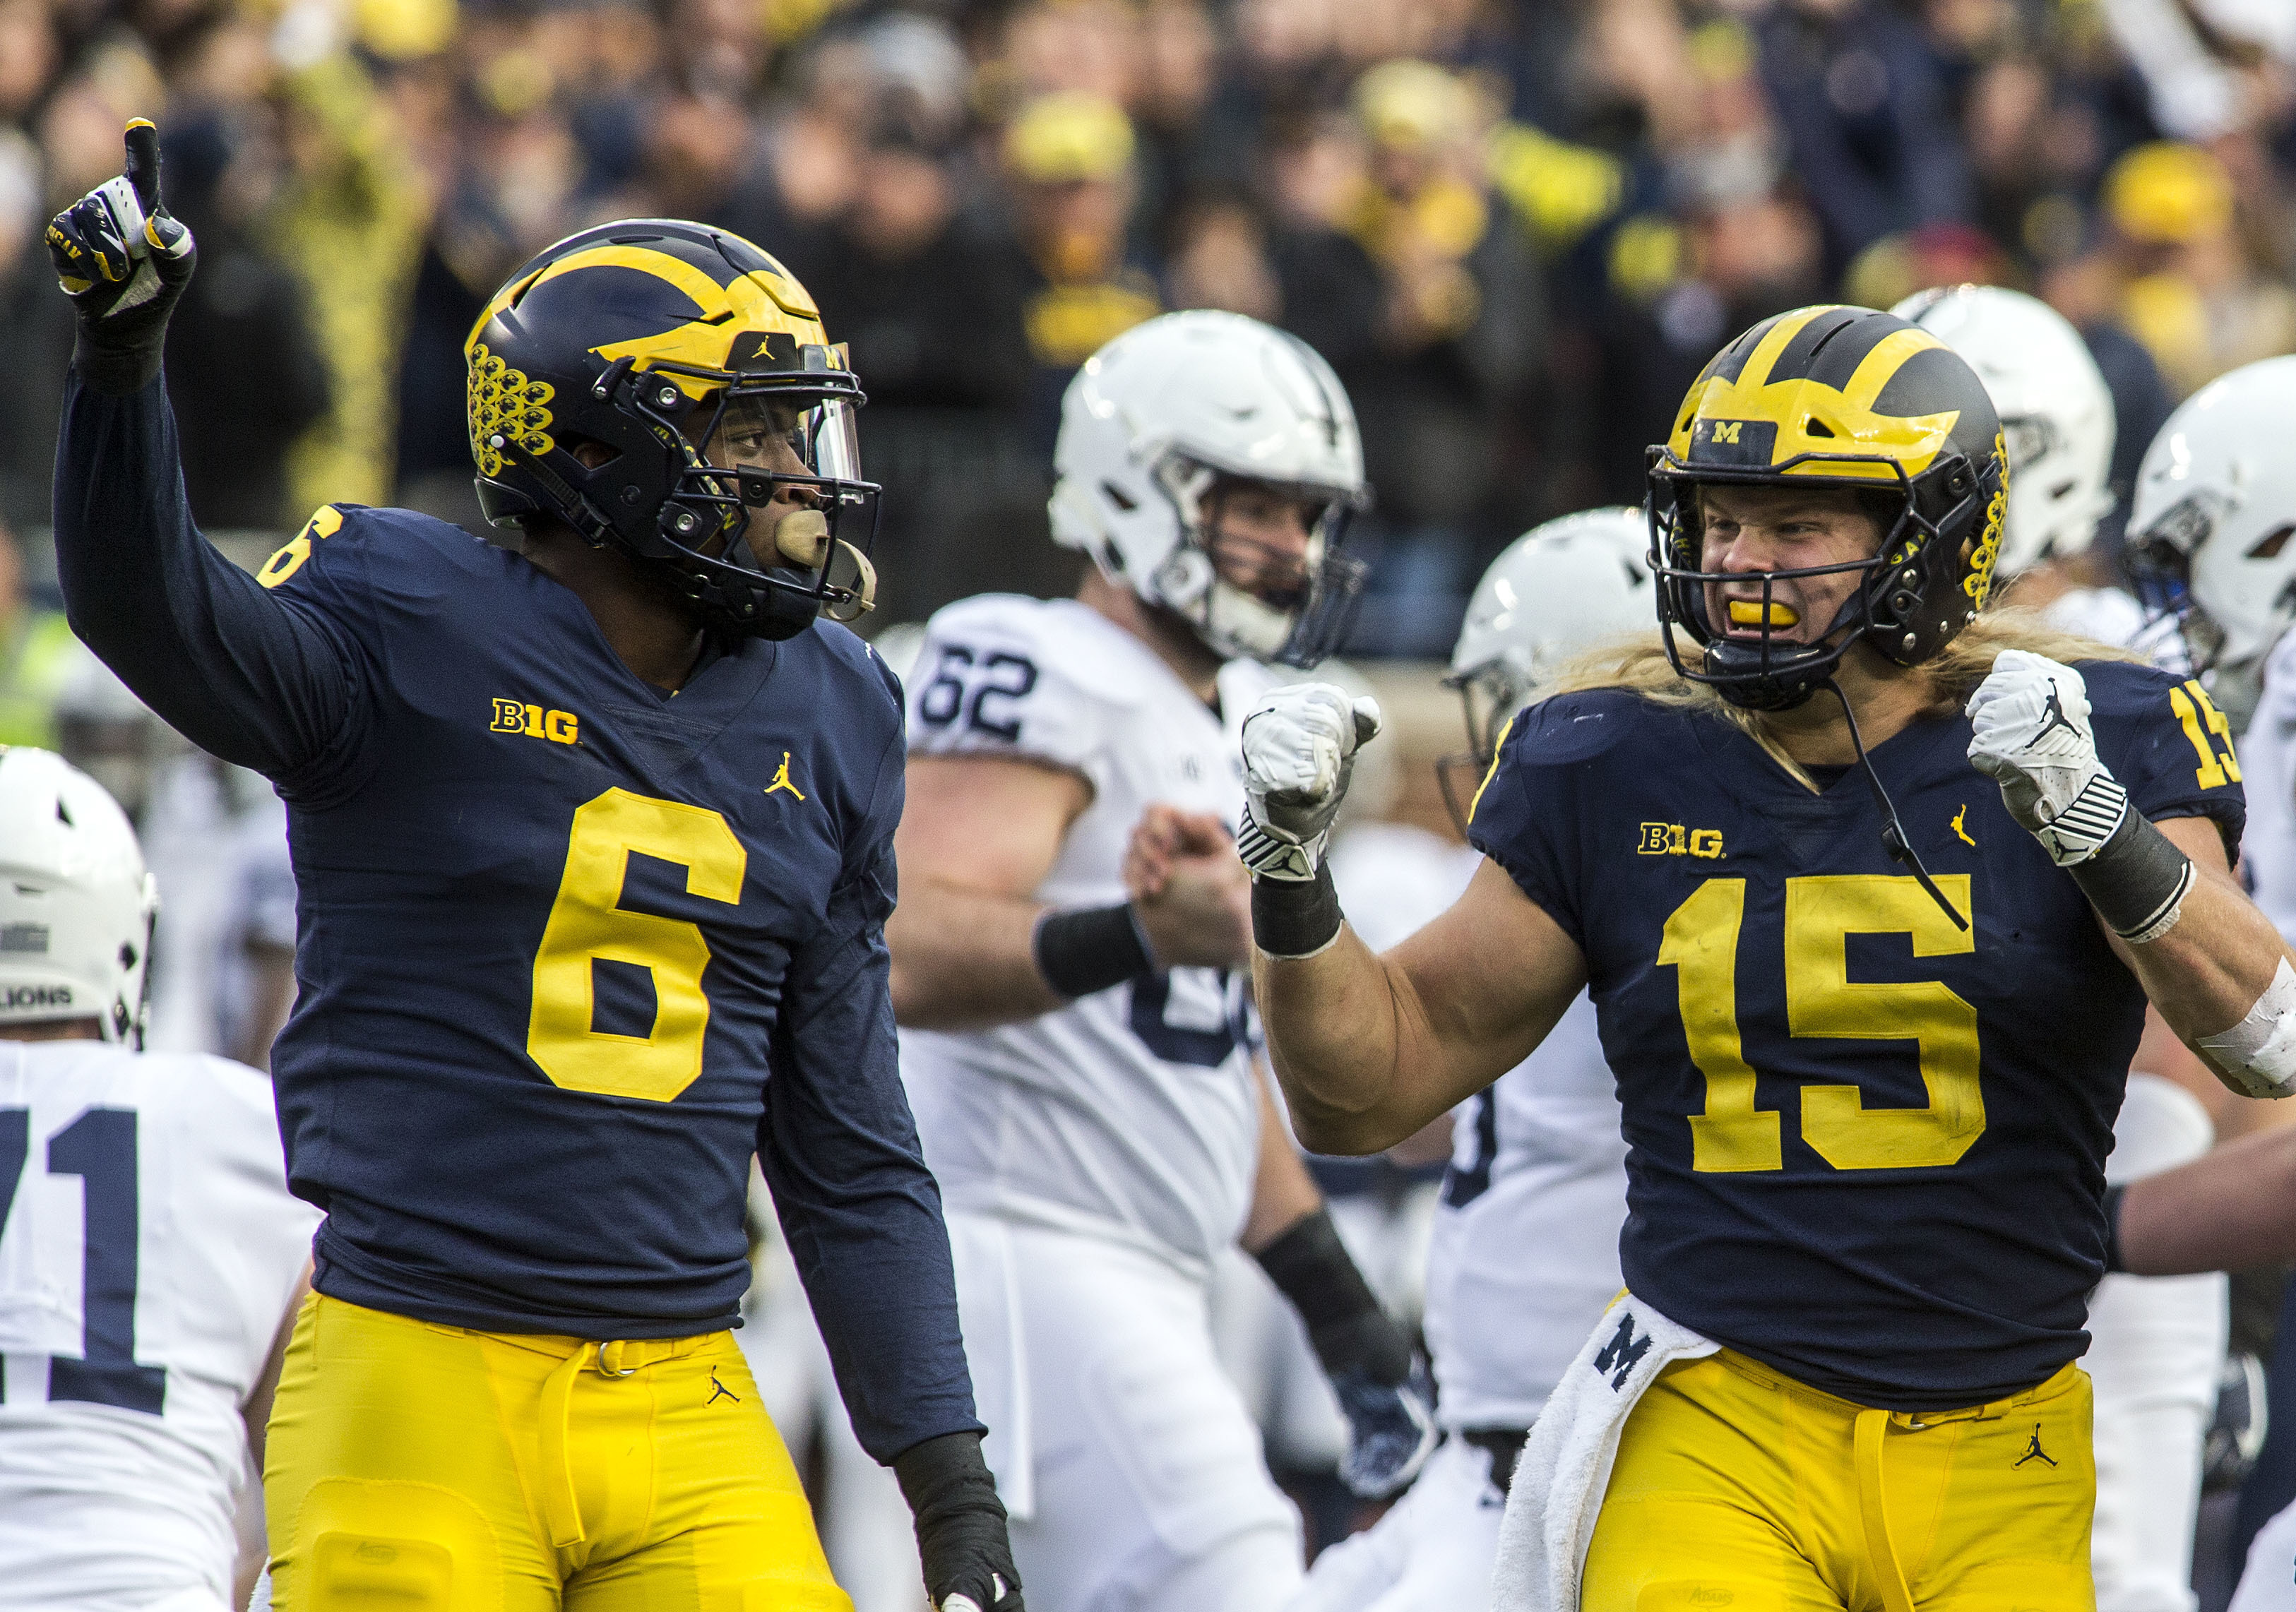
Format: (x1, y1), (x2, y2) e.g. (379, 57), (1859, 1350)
(1491, 1291), (1718, 1611)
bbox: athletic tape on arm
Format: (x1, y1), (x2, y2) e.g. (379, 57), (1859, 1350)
(2199, 957), (2296, 1101)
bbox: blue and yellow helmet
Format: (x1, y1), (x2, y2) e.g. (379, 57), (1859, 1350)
(1646, 303), (2008, 710)
(465, 220), (878, 640)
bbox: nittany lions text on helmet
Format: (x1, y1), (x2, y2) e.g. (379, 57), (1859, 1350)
(0, 748), (157, 1044)
(1048, 310), (1369, 667)
(464, 219), (879, 640)
(1648, 304), (2010, 711)
(1891, 285), (2115, 578)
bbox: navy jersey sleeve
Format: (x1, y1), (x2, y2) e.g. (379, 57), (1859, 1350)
(52, 371), (373, 794)
(1464, 691), (1636, 947)
(2081, 660), (2247, 861)
(758, 691), (982, 1462)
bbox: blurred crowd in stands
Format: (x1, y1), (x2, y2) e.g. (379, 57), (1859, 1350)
(4, 4), (2295, 1601)
(0, 0), (2292, 741)
(1, 0), (2293, 662)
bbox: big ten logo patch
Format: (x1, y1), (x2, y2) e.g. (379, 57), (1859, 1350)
(1638, 822), (1723, 859)
(492, 700), (579, 745)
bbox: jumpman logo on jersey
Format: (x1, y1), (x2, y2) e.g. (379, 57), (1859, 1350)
(765, 751), (807, 801)
(2014, 1423), (2057, 1469)
(707, 1368), (740, 1406)
(1951, 804), (1976, 847)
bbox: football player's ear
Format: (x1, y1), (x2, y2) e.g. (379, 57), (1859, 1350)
(47, 119), (198, 395)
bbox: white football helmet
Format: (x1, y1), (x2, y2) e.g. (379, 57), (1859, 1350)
(0, 747), (158, 1042)
(1891, 285), (2116, 575)
(1441, 507), (1653, 829)
(1049, 310), (1369, 667)
(2128, 354), (2296, 729)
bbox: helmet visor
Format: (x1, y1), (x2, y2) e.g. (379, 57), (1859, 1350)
(703, 389), (864, 484)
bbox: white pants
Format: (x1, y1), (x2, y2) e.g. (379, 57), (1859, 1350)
(948, 1212), (1304, 1612)
(2235, 1498), (2296, 1611)
(2092, 1074), (2230, 1612)
(1285, 1435), (1506, 1612)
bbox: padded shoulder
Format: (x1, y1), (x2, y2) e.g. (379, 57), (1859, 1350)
(905, 595), (1156, 782)
(921, 595), (1160, 708)
(2076, 656), (2186, 722)
(2074, 657), (2244, 851)
(799, 619), (906, 732)
(254, 502), (501, 611)
(1502, 686), (1654, 770)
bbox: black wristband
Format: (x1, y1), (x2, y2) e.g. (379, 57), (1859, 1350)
(1033, 902), (1154, 999)
(2068, 808), (2195, 943)
(893, 1430), (1022, 1610)
(1254, 1207), (1412, 1386)
(1251, 861), (1343, 959)
(2101, 1183), (2129, 1275)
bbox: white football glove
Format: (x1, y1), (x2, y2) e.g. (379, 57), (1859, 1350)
(1965, 650), (2129, 867)
(1237, 684), (1383, 881)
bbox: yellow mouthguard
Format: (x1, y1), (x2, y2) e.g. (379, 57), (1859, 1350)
(1727, 599), (1800, 629)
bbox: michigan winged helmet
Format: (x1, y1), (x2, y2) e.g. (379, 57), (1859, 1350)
(465, 220), (879, 640)
(1648, 304), (2010, 710)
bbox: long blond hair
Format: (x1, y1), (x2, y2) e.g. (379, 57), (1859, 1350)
(1537, 610), (2146, 789)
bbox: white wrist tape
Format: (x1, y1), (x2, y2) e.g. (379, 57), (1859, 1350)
(2200, 956), (2296, 1100)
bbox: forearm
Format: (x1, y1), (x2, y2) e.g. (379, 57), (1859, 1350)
(765, 933), (982, 1459)
(2117, 1125), (2296, 1277)
(2122, 868), (2295, 1049)
(54, 371), (347, 775)
(886, 881), (1063, 1029)
(1241, 1066), (1324, 1253)
(770, 1157), (982, 1459)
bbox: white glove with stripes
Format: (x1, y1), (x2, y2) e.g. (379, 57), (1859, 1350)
(1965, 650), (2127, 867)
(1238, 684), (1383, 881)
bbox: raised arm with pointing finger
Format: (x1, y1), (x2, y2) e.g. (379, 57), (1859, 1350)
(49, 123), (1017, 1612)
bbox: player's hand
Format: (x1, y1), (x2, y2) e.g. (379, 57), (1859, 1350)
(46, 118), (196, 394)
(894, 1431), (1025, 1612)
(1237, 684), (1381, 882)
(1124, 806), (1251, 969)
(1333, 1354), (1440, 1499)
(1966, 650), (2127, 867)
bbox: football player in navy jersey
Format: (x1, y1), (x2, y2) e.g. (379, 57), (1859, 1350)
(1232, 304), (2296, 1609)
(46, 123), (1020, 1612)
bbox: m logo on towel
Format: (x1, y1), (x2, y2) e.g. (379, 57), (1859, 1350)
(1593, 1313), (1653, 1390)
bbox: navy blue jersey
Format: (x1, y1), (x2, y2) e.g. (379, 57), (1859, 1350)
(52, 373), (975, 1459)
(1468, 659), (2244, 1411)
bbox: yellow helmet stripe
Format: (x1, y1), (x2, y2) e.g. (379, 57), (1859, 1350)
(1735, 306), (1829, 392)
(1840, 326), (1950, 411)
(527, 244), (735, 324)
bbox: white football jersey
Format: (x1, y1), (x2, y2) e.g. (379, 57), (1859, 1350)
(2242, 632), (2296, 943)
(1328, 823), (1629, 1432)
(0, 1041), (316, 1609)
(900, 596), (1280, 1274)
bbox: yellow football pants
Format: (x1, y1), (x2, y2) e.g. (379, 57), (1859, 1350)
(1583, 1349), (2095, 1612)
(263, 1291), (852, 1612)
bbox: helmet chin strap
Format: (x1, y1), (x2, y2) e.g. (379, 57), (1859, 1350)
(1821, 676), (1968, 932)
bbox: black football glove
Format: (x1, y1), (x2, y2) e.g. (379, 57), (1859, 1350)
(893, 1431), (1024, 1612)
(46, 118), (196, 395)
